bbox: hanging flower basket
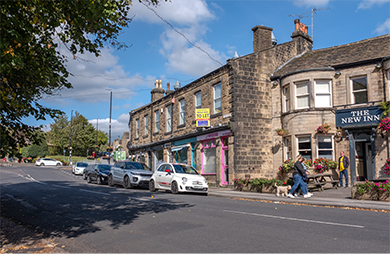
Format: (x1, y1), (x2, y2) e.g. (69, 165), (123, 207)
(315, 124), (331, 135)
(377, 117), (390, 135)
(276, 128), (288, 136)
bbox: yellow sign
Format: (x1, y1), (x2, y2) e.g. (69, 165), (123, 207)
(196, 108), (210, 127)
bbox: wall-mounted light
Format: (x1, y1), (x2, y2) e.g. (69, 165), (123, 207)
(272, 81), (279, 88)
(375, 63), (382, 69)
(334, 71), (341, 78)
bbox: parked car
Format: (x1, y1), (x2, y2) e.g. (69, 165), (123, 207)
(72, 162), (88, 175)
(35, 158), (63, 166)
(108, 161), (153, 189)
(85, 164), (112, 184)
(149, 163), (208, 195)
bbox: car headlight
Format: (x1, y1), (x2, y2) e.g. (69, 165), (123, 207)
(131, 172), (140, 175)
(100, 173), (108, 177)
(182, 177), (188, 183)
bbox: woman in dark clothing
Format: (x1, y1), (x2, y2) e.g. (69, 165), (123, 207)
(288, 155), (312, 199)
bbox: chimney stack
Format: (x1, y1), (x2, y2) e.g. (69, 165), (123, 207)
(252, 25), (273, 52)
(165, 82), (174, 95)
(291, 19), (313, 53)
(151, 79), (165, 102)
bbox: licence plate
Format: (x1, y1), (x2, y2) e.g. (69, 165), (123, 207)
(193, 185), (203, 189)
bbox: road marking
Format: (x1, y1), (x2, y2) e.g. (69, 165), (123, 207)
(79, 189), (111, 196)
(223, 210), (365, 228)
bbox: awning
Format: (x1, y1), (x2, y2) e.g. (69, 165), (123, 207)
(171, 145), (190, 152)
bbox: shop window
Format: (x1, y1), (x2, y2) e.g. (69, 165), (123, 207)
(297, 136), (312, 160)
(166, 105), (172, 132)
(179, 99), (185, 125)
(175, 148), (188, 164)
(195, 92), (201, 119)
(283, 86), (290, 112)
(202, 139), (216, 174)
(213, 83), (222, 114)
(317, 135), (333, 160)
(144, 115), (149, 135)
(315, 80), (332, 107)
(135, 119), (139, 139)
(295, 81), (310, 109)
(351, 76), (368, 104)
(284, 137), (292, 160)
(154, 110), (159, 133)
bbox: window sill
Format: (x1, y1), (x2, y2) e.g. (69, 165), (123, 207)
(211, 112), (222, 118)
(177, 124), (186, 129)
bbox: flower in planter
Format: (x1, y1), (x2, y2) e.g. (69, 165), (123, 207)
(315, 123), (331, 135)
(278, 159), (294, 174)
(384, 159), (390, 176)
(377, 117), (390, 135)
(275, 128), (288, 136)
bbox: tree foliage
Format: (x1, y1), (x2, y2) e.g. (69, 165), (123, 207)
(46, 111), (108, 156)
(0, 0), (159, 157)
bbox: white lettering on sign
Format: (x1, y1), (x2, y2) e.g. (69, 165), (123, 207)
(341, 114), (380, 125)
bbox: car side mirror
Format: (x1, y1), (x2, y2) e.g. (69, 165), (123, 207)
(165, 169), (171, 174)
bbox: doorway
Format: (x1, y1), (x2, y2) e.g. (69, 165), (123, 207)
(355, 142), (373, 181)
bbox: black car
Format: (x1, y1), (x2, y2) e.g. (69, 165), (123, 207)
(85, 164), (112, 184)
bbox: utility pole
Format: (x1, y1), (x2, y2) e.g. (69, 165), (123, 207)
(69, 110), (73, 166)
(96, 117), (99, 160)
(106, 89), (112, 164)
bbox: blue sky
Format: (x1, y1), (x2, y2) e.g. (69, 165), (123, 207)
(27, 0), (390, 141)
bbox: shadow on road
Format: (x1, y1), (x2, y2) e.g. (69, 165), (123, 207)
(1, 180), (194, 243)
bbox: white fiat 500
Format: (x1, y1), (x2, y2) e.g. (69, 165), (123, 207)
(149, 163), (208, 195)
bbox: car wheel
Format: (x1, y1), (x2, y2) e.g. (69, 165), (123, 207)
(124, 176), (132, 189)
(87, 176), (92, 183)
(83, 173), (87, 180)
(96, 176), (102, 185)
(40, 163), (44, 166)
(149, 180), (156, 192)
(171, 181), (179, 194)
(108, 175), (114, 187)
(56, 163), (61, 166)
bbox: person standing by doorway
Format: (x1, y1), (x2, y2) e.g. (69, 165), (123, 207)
(338, 151), (350, 187)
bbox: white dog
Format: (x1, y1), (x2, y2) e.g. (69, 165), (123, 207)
(275, 183), (292, 197)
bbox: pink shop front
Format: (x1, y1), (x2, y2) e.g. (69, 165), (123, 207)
(196, 130), (232, 186)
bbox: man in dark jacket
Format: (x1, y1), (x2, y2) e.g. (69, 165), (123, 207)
(338, 151), (350, 187)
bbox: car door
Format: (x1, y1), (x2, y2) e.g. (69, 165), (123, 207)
(158, 164), (175, 189)
(112, 162), (124, 183)
(154, 164), (166, 189)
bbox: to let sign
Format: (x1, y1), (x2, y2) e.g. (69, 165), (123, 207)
(336, 106), (384, 128)
(196, 108), (210, 127)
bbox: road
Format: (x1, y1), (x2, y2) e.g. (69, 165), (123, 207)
(1, 165), (389, 253)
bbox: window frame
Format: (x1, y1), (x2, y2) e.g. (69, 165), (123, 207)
(314, 79), (332, 108)
(213, 83), (222, 114)
(316, 135), (334, 160)
(297, 135), (312, 160)
(154, 110), (159, 133)
(195, 91), (201, 119)
(351, 76), (368, 104)
(283, 85), (290, 112)
(144, 115), (149, 135)
(135, 118), (139, 139)
(179, 99), (185, 125)
(284, 137), (292, 160)
(166, 105), (172, 132)
(295, 80), (310, 109)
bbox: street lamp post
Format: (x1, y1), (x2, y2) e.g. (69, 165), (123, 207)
(107, 89), (112, 164)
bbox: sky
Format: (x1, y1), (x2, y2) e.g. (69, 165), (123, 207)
(25, 0), (390, 142)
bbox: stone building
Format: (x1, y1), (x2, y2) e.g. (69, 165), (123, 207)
(127, 19), (390, 186)
(271, 33), (390, 185)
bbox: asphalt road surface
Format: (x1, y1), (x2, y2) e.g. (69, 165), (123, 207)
(1, 165), (389, 253)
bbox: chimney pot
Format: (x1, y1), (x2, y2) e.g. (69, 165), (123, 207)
(167, 82), (170, 91)
(294, 19), (300, 31)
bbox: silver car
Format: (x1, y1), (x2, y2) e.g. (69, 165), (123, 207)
(108, 161), (153, 189)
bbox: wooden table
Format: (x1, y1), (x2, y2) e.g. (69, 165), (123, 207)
(289, 172), (339, 192)
(307, 173), (339, 191)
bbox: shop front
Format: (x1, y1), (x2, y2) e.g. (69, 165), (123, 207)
(197, 130), (232, 186)
(336, 106), (384, 184)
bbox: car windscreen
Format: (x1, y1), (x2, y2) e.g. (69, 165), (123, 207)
(124, 162), (145, 169)
(98, 165), (112, 170)
(77, 163), (88, 167)
(173, 164), (199, 174)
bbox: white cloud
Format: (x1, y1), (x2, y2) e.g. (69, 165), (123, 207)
(292, 0), (330, 7)
(375, 18), (390, 34)
(89, 113), (129, 140)
(358, 0), (390, 9)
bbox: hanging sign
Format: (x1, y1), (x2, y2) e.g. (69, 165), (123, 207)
(336, 106), (384, 128)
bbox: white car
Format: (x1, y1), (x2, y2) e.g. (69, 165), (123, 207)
(72, 162), (88, 175)
(35, 158), (63, 166)
(149, 163), (208, 195)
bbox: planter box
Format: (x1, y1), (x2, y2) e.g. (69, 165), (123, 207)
(378, 191), (390, 202)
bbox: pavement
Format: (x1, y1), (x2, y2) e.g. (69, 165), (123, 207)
(208, 185), (390, 211)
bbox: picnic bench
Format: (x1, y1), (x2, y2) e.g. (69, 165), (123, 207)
(290, 172), (339, 192)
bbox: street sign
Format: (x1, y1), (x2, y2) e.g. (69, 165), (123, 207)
(115, 151), (126, 161)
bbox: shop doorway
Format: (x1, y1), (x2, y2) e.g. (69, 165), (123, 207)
(221, 137), (229, 185)
(355, 142), (373, 181)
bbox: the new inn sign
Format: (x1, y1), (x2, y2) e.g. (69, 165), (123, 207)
(336, 105), (384, 128)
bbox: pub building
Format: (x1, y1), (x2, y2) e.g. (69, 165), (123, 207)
(127, 19), (390, 186)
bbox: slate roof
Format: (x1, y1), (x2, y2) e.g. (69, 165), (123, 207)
(273, 34), (390, 78)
